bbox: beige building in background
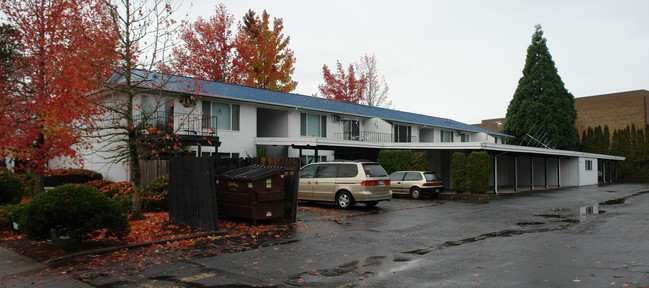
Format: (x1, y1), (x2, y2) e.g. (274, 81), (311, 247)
(476, 89), (649, 138)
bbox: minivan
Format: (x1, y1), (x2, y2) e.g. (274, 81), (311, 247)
(298, 160), (392, 209)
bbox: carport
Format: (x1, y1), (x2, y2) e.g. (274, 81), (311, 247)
(483, 144), (625, 194)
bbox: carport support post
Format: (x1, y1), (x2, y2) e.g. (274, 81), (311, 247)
(557, 158), (561, 187)
(493, 155), (498, 194)
(514, 156), (518, 191)
(602, 160), (606, 184)
(544, 158), (548, 188)
(530, 156), (534, 190)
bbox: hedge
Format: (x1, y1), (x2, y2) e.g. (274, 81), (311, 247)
(377, 150), (414, 174)
(44, 168), (103, 187)
(466, 151), (490, 193)
(451, 152), (467, 193)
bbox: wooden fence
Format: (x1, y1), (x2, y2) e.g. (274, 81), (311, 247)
(168, 157), (219, 230)
(140, 159), (169, 187)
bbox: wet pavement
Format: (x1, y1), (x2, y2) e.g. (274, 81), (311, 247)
(44, 183), (649, 287)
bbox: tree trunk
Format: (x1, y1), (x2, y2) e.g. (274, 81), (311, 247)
(33, 171), (45, 196)
(129, 159), (145, 220)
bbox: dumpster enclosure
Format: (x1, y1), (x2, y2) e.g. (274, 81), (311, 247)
(216, 164), (285, 222)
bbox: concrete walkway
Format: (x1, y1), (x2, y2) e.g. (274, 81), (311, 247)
(0, 246), (91, 287)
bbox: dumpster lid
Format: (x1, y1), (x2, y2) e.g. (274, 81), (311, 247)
(216, 164), (284, 181)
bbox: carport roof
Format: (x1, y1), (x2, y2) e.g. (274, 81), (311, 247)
(107, 69), (510, 137)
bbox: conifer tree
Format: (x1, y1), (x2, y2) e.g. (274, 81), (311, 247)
(502, 25), (580, 150)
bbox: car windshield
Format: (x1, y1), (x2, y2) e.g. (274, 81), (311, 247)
(362, 163), (388, 177)
(424, 172), (440, 181)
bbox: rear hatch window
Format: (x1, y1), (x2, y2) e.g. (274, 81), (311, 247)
(424, 172), (440, 181)
(362, 163), (388, 177)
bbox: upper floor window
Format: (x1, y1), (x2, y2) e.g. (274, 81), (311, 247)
(203, 101), (239, 131)
(141, 95), (173, 128)
(343, 119), (360, 140)
(394, 124), (412, 143)
(460, 133), (470, 142)
(301, 113), (327, 137)
(441, 130), (454, 143)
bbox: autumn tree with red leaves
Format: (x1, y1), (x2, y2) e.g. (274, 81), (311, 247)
(236, 9), (297, 92)
(318, 61), (367, 104)
(0, 0), (118, 195)
(170, 4), (243, 83)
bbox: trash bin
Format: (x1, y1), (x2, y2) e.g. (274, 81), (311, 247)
(216, 164), (285, 222)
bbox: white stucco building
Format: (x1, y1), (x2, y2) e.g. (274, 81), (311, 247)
(76, 70), (624, 192)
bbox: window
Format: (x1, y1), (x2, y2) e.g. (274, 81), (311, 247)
(394, 125), (412, 143)
(343, 119), (360, 140)
(337, 164), (359, 178)
(300, 113), (327, 137)
(315, 164), (338, 178)
(299, 165), (317, 178)
(362, 163), (388, 177)
(141, 95), (173, 129)
(404, 172), (423, 181)
(460, 133), (470, 142)
(585, 160), (593, 171)
(202, 101), (239, 131)
(390, 172), (406, 181)
(441, 130), (454, 143)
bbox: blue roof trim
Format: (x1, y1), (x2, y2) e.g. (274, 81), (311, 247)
(114, 69), (510, 137)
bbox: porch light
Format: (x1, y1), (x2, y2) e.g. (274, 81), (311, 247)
(182, 95), (196, 108)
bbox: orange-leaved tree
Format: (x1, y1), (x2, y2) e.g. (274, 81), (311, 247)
(170, 3), (243, 84)
(235, 9), (297, 92)
(318, 61), (367, 104)
(0, 0), (118, 195)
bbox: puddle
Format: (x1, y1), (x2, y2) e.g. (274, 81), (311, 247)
(536, 213), (564, 219)
(600, 198), (626, 205)
(516, 221), (545, 226)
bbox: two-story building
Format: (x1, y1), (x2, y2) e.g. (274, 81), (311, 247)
(78, 70), (624, 192)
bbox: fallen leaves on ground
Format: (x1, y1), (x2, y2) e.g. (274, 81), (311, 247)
(0, 211), (300, 284)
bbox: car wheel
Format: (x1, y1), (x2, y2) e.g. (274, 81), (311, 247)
(336, 191), (354, 209)
(410, 187), (421, 199)
(365, 201), (378, 207)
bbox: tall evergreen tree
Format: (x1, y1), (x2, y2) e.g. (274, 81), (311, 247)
(502, 25), (580, 150)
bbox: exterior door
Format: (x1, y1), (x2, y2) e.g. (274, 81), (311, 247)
(389, 171), (406, 194)
(298, 164), (317, 200)
(312, 164), (339, 201)
(403, 172), (423, 190)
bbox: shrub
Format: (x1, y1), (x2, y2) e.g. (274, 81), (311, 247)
(44, 168), (103, 187)
(142, 174), (168, 212)
(0, 169), (24, 205)
(18, 184), (128, 241)
(411, 151), (429, 171)
(377, 150), (413, 174)
(451, 152), (467, 193)
(0, 203), (24, 229)
(466, 151), (490, 193)
(86, 179), (114, 189)
(99, 181), (133, 212)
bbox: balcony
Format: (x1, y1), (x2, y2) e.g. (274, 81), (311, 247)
(335, 131), (417, 143)
(140, 111), (217, 137)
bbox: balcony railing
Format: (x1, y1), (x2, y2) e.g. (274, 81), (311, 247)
(139, 111), (217, 137)
(335, 131), (417, 143)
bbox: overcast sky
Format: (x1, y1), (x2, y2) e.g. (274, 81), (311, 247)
(183, 0), (649, 124)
